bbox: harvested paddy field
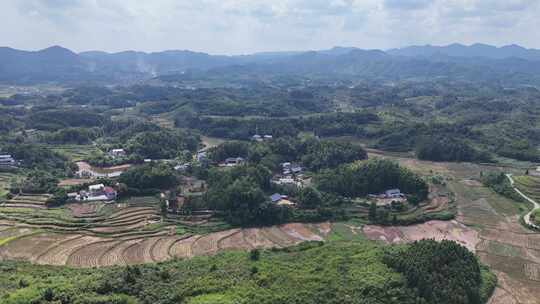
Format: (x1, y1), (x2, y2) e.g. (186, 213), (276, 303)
(363, 220), (479, 252)
(0, 223), (330, 267)
(363, 154), (540, 304)
(0, 193), (332, 267)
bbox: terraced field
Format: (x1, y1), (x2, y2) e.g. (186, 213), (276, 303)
(512, 175), (540, 200)
(0, 172), (16, 198)
(512, 175), (540, 227)
(0, 194), (332, 267)
(361, 155), (540, 304)
(51, 144), (101, 162)
(0, 193), (52, 209)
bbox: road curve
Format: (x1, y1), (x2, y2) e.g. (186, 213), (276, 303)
(505, 174), (540, 230)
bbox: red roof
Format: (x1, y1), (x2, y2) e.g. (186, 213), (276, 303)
(103, 186), (116, 194)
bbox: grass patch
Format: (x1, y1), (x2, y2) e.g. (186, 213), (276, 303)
(487, 241), (522, 257)
(327, 222), (365, 242)
(51, 145), (101, 162)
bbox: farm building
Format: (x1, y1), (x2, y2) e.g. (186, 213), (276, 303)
(270, 193), (295, 206)
(224, 157), (245, 166)
(252, 134), (273, 142)
(76, 184), (117, 202)
(385, 189), (403, 198)
(108, 149), (126, 158)
(174, 163), (191, 172)
(0, 154), (17, 167)
(272, 177), (304, 188)
(282, 162), (302, 175)
(196, 151), (207, 163)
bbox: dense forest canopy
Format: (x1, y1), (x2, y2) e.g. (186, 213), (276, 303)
(3, 78), (540, 164)
(384, 239), (493, 304)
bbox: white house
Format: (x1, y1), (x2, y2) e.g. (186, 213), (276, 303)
(77, 184), (117, 202)
(109, 149), (126, 158)
(0, 154), (16, 167)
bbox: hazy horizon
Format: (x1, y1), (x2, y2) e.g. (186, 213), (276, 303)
(3, 42), (539, 57)
(2, 0), (540, 55)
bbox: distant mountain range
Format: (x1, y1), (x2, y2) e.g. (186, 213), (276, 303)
(388, 43), (540, 61)
(1, 43), (540, 85)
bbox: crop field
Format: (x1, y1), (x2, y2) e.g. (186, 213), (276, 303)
(0, 223), (331, 267)
(0, 172), (17, 198)
(51, 144), (101, 162)
(358, 154), (540, 304)
(364, 220), (479, 252)
(0, 193), (52, 210)
(0, 193), (332, 267)
(513, 175), (540, 200)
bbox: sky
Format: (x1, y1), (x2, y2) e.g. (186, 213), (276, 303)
(1, 0), (540, 54)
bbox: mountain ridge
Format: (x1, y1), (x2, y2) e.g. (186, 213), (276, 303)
(2, 43), (540, 84)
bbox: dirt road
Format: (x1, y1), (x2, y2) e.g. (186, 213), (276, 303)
(506, 174), (540, 230)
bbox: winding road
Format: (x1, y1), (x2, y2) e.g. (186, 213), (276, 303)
(505, 174), (540, 230)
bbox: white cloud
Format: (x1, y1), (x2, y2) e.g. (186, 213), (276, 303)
(0, 0), (539, 54)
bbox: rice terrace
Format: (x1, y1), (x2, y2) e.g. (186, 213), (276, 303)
(0, 195), (330, 267)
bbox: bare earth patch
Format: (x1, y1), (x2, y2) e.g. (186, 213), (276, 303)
(363, 220), (480, 252)
(461, 179), (483, 187)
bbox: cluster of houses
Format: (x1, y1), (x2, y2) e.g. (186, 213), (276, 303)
(0, 154), (17, 168)
(68, 183), (118, 202)
(282, 162), (302, 175)
(251, 134), (273, 142)
(272, 162), (306, 187)
(369, 189), (406, 206)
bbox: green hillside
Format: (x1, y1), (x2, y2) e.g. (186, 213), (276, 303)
(0, 240), (495, 304)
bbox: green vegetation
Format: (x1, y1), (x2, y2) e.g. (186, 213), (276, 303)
(119, 163), (177, 194)
(512, 175), (540, 203)
(2, 143), (74, 175)
(208, 137), (367, 171)
(126, 129), (199, 159)
(481, 172), (523, 202)
(416, 136), (491, 162)
(205, 165), (283, 226)
(315, 159), (428, 202)
(26, 108), (108, 131)
(0, 240), (494, 304)
(384, 239), (496, 304)
(531, 209), (540, 226)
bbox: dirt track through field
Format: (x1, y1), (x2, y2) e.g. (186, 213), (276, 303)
(362, 157), (540, 304)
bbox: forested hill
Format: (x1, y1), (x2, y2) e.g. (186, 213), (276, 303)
(2, 44), (540, 85)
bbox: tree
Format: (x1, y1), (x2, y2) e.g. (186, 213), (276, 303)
(249, 249), (260, 261)
(384, 239), (484, 304)
(368, 202), (377, 221)
(315, 159), (429, 201)
(119, 163), (177, 190)
(298, 187), (322, 209)
(160, 198), (168, 217)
